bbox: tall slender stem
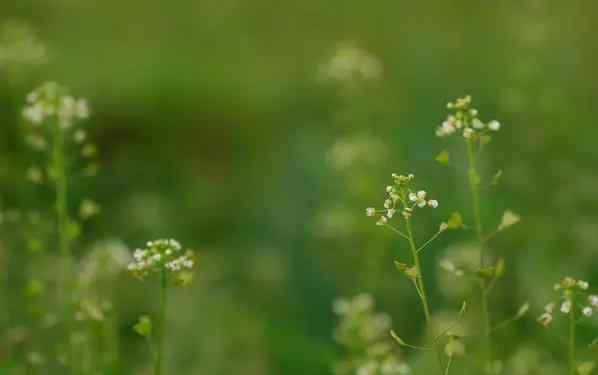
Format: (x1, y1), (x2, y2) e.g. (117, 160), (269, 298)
(569, 297), (576, 375)
(52, 123), (70, 258)
(155, 270), (168, 375)
(52, 122), (75, 368)
(405, 218), (444, 373)
(466, 139), (492, 365)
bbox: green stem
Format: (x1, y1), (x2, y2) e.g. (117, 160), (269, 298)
(569, 298), (576, 375)
(52, 122), (76, 369)
(155, 270), (168, 375)
(52, 123), (70, 258)
(405, 218), (444, 373)
(466, 139), (492, 366)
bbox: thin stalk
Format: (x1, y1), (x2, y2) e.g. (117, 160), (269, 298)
(569, 298), (576, 375)
(405, 218), (444, 373)
(52, 123), (71, 258)
(155, 270), (168, 375)
(51, 122), (76, 369)
(466, 139), (492, 364)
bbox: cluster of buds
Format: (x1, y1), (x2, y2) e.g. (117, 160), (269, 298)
(22, 82), (89, 129)
(127, 239), (195, 280)
(435, 95), (500, 139)
(537, 277), (597, 326)
(366, 173), (438, 226)
(319, 42), (383, 83)
(22, 82), (99, 182)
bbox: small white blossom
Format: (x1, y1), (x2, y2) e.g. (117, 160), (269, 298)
(544, 302), (556, 313)
(22, 82), (90, 130)
(463, 127), (473, 139)
(582, 307), (593, 317)
(560, 300), (572, 314)
(488, 120), (501, 131)
(427, 199), (438, 208)
(577, 280), (589, 290)
(589, 295), (598, 307)
(537, 312), (553, 326)
(376, 216), (388, 226)
(472, 118), (485, 129)
(366, 207), (376, 217)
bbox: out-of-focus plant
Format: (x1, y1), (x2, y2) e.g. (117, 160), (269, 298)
(128, 238), (197, 375)
(21, 81), (96, 370)
(435, 95), (525, 372)
(537, 277), (597, 375)
(332, 293), (411, 375)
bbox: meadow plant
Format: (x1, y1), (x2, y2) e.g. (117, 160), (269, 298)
(332, 294), (411, 375)
(21, 81), (96, 369)
(128, 238), (196, 375)
(435, 95), (522, 371)
(537, 277), (597, 375)
(365, 173), (465, 374)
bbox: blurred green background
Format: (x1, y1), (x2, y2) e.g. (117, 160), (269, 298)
(1, 0), (598, 373)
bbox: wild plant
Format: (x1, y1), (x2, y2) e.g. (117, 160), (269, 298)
(537, 277), (597, 375)
(434, 95), (523, 371)
(332, 293), (411, 375)
(21, 81), (97, 369)
(365, 173), (465, 374)
(128, 238), (197, 375)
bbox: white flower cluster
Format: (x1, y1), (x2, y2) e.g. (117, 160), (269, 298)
(0, 21), (46, 66)
(366, 173), (438, 226)
(435, 95), (500, 139)
(537, 277), (597, 327)
(320, 42), (383, 83)
(127, 239), (195, 279)
(333, 294), (410, 375)
(22, 82), (89, 129)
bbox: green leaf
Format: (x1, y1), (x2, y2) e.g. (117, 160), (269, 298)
(447, 212), (464, 229)
(515, 302), (530, 319)
(435, 150), (450, 165)
(494, 258), (506, 278)
(133, 315), (152, 337)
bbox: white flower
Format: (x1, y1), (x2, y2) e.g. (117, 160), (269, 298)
(376, 216), (388, 226)
(472, 118), (485, 129)
(76, 99), (90, 118)
(577, 280), (589, 290)
(463, 128), (474, 139)
(128, 238), (194, 279)
(23, 104), (45, 124)
(384, 199), (392, 209)
(537, 312), (553, 326)
(582, 307), (593, 317)
(560, 300), (572, 314)
(409, 190), (427, 207)
(366, 207), (376, 217)
(488, 120), (500, 131)
(439, 222), (448, 231)
(427, 199), (438, 208)
(386, 208), (396, 218)
(589, 295), (598, 307)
